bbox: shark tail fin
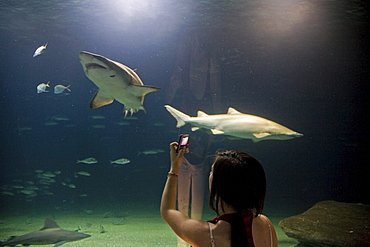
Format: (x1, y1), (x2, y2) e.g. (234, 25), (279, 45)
(164, 105), (190, 128)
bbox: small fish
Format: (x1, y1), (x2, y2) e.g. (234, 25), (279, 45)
(68, 184), (76, 189)
(44, 122), (58, 126)
(112, 218), (125, 225)
(20, 190), (36, 195)
(54, 85), (71, 94)
(76, 223), (92, 231)
(92, 125), (106, 129)
(153, 122), (164, 126)
(75, 171), (91, 177)
(77, 157), (98, 164)
(25, 185), (39, 190)
(90, 115), (105, 119)
(33, 43), (48, 57)
(43, 191), (54, 196)
(52, 116), (70, 121)
(138, 149), (165, 155)
(38, 180), (51, 185)
(110, 158), (130, 165)
(37, 81), (50, 93)
(1, 191), (15, 196)
(18, 127), (32, 131)
(42, 172), (56, 177)
(116, 121), (130, 126)
(12, 185), (24, 189)
(99, 225), (106, 234)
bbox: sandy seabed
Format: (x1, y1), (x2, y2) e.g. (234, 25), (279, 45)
(0, 206), (298, 247)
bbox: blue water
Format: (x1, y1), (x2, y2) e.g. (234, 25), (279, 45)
(0, 0), (368, 220)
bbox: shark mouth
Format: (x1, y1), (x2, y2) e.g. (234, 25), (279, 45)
(85, 63), (107, 70)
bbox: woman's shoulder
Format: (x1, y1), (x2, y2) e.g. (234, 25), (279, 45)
(252, 214), (278, 247)
(254, 214), (273, 224)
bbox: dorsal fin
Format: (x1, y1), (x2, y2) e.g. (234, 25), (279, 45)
(227, 107), (243, 115)
(40, 218), (61, 230)
(197, 111), (208, 117)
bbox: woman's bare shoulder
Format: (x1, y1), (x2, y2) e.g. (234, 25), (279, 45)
(252, 214), (278, 247)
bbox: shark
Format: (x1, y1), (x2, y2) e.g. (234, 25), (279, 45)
(79, 51), (160, 117)
(164, 105), (303, 142)
(0, 218), (90, 247)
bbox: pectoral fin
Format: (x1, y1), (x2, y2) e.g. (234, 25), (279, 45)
(253, 132), (271, 139)
(191, 127), (200, 131)
(54, 241), (67, 247)
(211, 129), (224, 135)
(90, 90), (114, 109)
(131, 84), (160, 97)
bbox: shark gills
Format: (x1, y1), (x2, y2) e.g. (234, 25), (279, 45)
(164, 105), (303, 142)
(79, 51), (160, 117)
(0, 218), (90, 247)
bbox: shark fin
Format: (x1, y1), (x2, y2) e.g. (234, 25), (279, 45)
(253, 132), (271, 139)
(191, 127), (200, 131)
(90, 90), (114, 109)
(131, 84), (160, 98)
(164, 105), (190, 128)
(197, 111), (208, 117)
(54, 240), (67, 247)
(227, 107), (243, 115)
(40, 218), (61, 230)
(211, 129), (224, 135)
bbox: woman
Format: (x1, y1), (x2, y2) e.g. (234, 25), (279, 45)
(161, 142), (278, 247)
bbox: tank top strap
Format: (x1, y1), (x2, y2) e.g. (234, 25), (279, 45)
(207, 210), (255, 247)
(242, 210), (255, 247)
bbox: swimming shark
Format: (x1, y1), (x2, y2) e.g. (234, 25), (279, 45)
(0, 218), (90, 247)
(79, 51), (160, 117)
(165, 105), (303, 142)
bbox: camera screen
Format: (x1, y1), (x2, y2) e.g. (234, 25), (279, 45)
(180, 136), (188, 146)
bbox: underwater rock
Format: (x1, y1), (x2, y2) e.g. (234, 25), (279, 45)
(279, 200), (370, 247)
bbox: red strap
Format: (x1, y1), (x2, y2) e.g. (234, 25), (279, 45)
(242, 210), (255, 247)
(208, 210), (255, 247)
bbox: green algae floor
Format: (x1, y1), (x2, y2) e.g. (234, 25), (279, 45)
(0, 208), (297, 246)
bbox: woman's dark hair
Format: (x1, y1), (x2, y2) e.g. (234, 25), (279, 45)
(209, 150), (266, 246)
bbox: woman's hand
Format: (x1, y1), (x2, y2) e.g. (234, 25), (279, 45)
(169, 142), (186, 174)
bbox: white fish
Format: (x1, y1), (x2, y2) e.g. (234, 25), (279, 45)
(138, 149), (165, 155)
(20, 190), (36, 195)
(77, 157), (98, 164)
(42, 172), (56, 178)
(165, 105), (303, 142)
(54, 85), (71, 94)
(90, 115), (105, 119)
(110, 158), (130, 165)
(75, 171), (91, 177)
(68, 184), (76, 189)
(79, 51), (160, 117)
(37, 81), (50, 93)
(33, 43), (48, 57)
